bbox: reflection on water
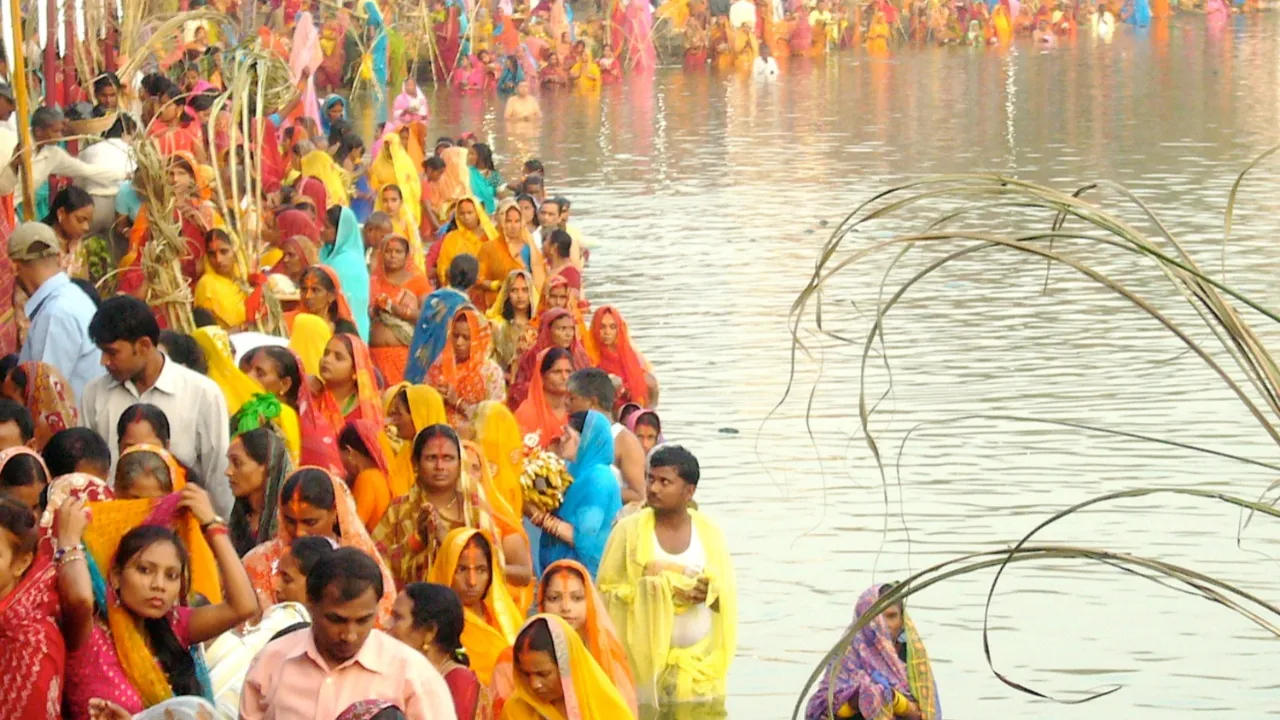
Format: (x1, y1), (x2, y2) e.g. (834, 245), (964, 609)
(411, 14), (1280, 717)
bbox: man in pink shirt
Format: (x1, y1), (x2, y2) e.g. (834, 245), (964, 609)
(240, 548), (455, 719)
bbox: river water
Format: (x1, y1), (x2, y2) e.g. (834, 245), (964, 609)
(398, 15), (1280, 717)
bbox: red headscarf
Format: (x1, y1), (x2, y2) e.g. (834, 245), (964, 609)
(590, 306), (648, 407)
(302, 333), (386, 437)
(508, 308), (591, 410)
(276, 208), (321, 245)
(298, 176), (329, 216)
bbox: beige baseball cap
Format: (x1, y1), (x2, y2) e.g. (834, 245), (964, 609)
(7, 222), (62, 262)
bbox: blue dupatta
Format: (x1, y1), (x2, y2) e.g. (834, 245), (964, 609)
(540, 410), (621, 577)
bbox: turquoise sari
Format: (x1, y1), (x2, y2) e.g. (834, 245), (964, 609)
(319, 206), (371, 340)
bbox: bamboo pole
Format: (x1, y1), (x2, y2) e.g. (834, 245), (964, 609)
(9, 0), (37, 219)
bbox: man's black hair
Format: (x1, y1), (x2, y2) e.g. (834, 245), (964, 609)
(89, 296), (161, 347)
(0, 399), (34, 442)
(649, 445), (701, 486)
(306, 547), (385, 603)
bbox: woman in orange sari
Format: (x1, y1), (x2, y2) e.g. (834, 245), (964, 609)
(491, 560), (639, 715)
(285, 265), (359, 336)
(369, 235), (431, 385)
(242, 466), (397, 623)
(300, 334), (386, 439)
(514, 347), (573, 449)
(427, 527), (524, 686)
(590, 306), (658, 409)
(477, 198), (545, 308)
(427, 306), (506, 427)
(338, 418), (393, 532)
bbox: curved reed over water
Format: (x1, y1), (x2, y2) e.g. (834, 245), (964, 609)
(788, 145), (1280, 717)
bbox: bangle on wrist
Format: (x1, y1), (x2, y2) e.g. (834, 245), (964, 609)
(204, 523), (230, 541)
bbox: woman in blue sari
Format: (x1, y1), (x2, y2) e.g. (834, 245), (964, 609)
(404, 254), (477, 383)
(527, 410), (621, 577)
(320, 206), (371, 341)
(497, 56), (524, 95)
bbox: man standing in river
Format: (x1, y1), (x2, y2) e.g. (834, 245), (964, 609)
(598, 444), (737, 716)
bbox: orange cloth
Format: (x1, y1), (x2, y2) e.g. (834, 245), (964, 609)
(301, 333), (386, 437)
(427, 306), (496, 426)
(370, 345), (411, 386)
(514, 348), (569, 448)
(352, 467), (392, 532)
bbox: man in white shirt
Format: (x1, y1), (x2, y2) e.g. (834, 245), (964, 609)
(75, 114), (136, 235)
(533, 196), (585, 268)
(80, 295), (233, 516)
(0, 106), (129, 206)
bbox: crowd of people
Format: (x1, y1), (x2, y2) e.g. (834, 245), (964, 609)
(0, 17), (756, 715)
(0, 0), (964, 716)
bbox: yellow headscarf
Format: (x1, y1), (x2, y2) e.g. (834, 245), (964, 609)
(473, 400), (525, 520)
(427, 527), (523, 685)
(84, 465), (224, 708)
(371, 132), (423, 227)
(379, 382), (447, 497)
(289, 313), (333, 377)
(300, 149), (350, 206)
(502, 614), (635, 720)
(192, 326), (302, 464)
(436, 197), (499, 288)
(193, 231), (250, 330)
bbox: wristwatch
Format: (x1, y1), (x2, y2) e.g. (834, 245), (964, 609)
(200, 514), (227, 529)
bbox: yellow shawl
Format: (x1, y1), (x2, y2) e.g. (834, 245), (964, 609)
(289, 313), (333, 378)
(192, 326), (302, 464)
(428, 527), (523, 686)
(597, 508), (737, 708)
(501, 614), (634, 720)
(379, 382), (447, 497)
(300, 149), (350, 206)
(370, 133), (425, 273)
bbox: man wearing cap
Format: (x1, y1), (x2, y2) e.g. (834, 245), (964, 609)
(11, 222), (104, 397)
(0, 106), (129, 203)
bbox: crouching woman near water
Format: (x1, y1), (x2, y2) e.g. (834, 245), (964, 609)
(803, 584), (940, 720)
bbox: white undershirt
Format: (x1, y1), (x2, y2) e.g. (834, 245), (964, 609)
(652, 526), (713, 648)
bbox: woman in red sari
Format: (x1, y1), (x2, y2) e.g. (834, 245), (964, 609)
(590, 305), (658, 409)
(300, 333), (386, 439)
(117, 153), (217, 299)
(0, 497), (63, 720)
(427, 306), (506, 427)
(508, 308), (593, 410)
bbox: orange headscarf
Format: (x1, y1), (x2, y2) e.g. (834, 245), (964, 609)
(514, 348), (569, 449)
(538, 560), (638, 715)
(590, 305), (649, 408)
(427, 306), (494, 410)
(307, 334), (386, 436)
(462, 439), (531, 610)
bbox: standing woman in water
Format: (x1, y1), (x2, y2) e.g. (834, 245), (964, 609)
(502, 615), (632, 719)
(804, 584), (940, 720)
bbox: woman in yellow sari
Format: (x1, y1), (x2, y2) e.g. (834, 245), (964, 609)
(193, 228), (251, 330)
(300, 147), (350, 206)
(473, 400), (525, 522)
(193, 326), (302, 464)
(462, 438), (532, 610)
(288, 312), (333, 378)
(479, 199), (545, 309)
(428, 527), (524, 687)
(500, 614), (633, 720)
(380, 382), (447, 495)
(436, 197), (498, 294)
(370, 132), (425, 267)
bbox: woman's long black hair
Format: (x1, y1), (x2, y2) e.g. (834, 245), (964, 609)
(113, 525), (204, 698)
(403, 582), (471, 666)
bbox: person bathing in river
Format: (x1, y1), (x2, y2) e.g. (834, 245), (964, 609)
(566, 368), (647, 505)
(803, 583), (940, 720)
